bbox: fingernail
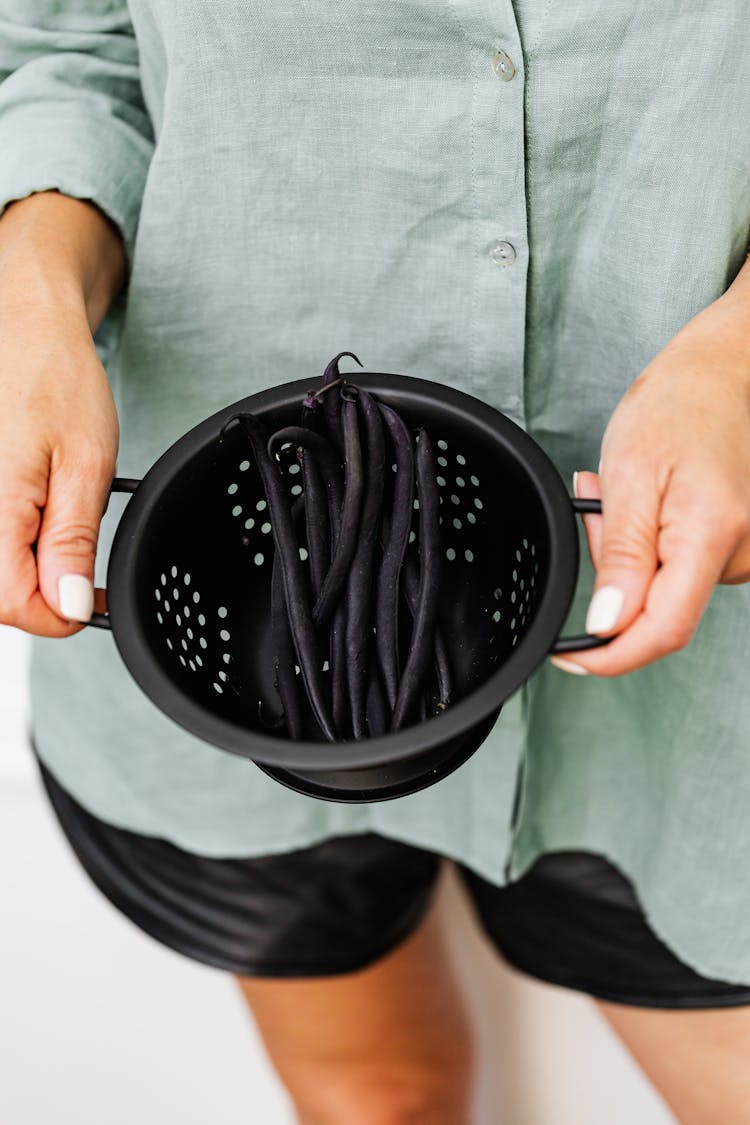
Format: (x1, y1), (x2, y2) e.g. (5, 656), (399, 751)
(58, 575), (94, 622)
(549, 656), (589, 676)
(585, 585), (624, 634)
(598, 456), (603, 475)
(572, 470), (580, 497)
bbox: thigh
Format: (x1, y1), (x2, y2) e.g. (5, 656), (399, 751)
(237, 869), (474, 1125)
(596, 1000), (750, 1125)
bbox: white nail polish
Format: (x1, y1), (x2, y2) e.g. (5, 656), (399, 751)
(549, 656), (589, 676)
(572, 470), (579, 496)
(58, 574), (94, 622)
(585, 585), (624, 634)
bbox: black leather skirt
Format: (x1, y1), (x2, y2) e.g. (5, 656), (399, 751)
(34, 745), (750, 1009)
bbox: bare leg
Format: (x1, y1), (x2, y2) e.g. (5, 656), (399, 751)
(596, 998), (750, 1125)
(236, 881), (474, 1125)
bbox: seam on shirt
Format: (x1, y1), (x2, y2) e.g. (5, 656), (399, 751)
(528, 0), (556, 55)
(442, 0), (479, 388)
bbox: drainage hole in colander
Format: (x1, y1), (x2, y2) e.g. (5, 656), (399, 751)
(218, 606), (227, 618)
(446, 547), (456, 561)
(166, 638), (173, 650)
(291, 484), (302, 496)
(288, 463), (300, 475)
(193, 591), (200, 604)
(232, 505), (242, 517)
(453, 518), (461, 530)
(299, 547), (308, 561)
(222, 653), (231, 664)
(157, 612), (163, 624)
(436, 475), (446, 487)
(220, 629), (230, 641)
(470, 474), (479, 486)
(171, 565), (177, 578)
(239, 459), (250, 471)
(256, 499), (267, 512)
(254, 553), (264, 566)
(175, 613), (182, 626)
(213, 682), (223, 693)
(493, 587), (502, 600)
(450, 494), (459, 505)
(464, 549), (474, 562)
(474, 498), (483, 510)
(198, 613), (206, 626)
(228, 483), (238, 495)
(437, 439), (448, 450)
(199, 637), (207, 649)
(456, 453), (466, 466)
(493, 610), (501, 623)
(163, 600), (170, 612)
(219, 671), (227, 682)
(456, 476), (465, 487)
(515, 548), (522, 562)
(437, 456), (447, 468)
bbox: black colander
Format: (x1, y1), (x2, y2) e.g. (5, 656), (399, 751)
(89, 372), (613, 802)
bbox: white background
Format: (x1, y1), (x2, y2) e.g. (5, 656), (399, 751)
(0, 624), (675, 1124)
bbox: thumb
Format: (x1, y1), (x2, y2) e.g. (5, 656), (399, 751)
(36, 451), (112, 623)
(585, 460), (660, 636)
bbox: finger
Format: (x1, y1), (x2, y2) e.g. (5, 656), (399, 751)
(550, 507), (732, 676)
(583, 459), (661, 638)
(0, 463), (81, 637)
(573, 470), (603, 569)
(36, 445), (113, 624)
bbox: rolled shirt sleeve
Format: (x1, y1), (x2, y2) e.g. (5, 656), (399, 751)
(0, 2), (154, 269)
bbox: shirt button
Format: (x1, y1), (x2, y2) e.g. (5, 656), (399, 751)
(489, 240), (517, 266)
(491, 50), (516, 81)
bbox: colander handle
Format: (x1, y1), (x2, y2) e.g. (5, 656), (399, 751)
(87, 476), (140, 630)
(549, 497), (617, 654)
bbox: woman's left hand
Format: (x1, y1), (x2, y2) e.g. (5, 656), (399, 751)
(549, 275), (750, 677)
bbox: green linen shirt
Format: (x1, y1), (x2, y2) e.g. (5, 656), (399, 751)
(3, 1), (750, 984)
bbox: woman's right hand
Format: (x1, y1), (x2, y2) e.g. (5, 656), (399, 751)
(0, 192), (124, 636)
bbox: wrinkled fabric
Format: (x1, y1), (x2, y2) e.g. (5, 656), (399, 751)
(2, 1), (750, 983)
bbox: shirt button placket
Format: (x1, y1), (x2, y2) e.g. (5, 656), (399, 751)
(467, 17), (527, 429)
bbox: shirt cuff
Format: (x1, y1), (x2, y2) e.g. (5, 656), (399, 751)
(0, 99), (153, 272)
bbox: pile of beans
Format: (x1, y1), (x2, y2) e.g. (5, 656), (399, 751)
(223, 352), (452, 740)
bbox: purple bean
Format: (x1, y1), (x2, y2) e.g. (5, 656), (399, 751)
(271, 546), (303, 738)
(267, 426), (343, 604)
(331, 599), (349, 739)
(318, 351), (363, 454)
(375, 403), (415, 711)
(344, 388), (386, 739)
(223, 412), (336, 741)
(365, 669), (388, 737)
(392, 429), (442, 731)
(401, 554), (452, 712)
(312, 388), (363, 627)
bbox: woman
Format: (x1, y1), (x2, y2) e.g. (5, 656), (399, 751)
(1, 2), (750, 1122)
